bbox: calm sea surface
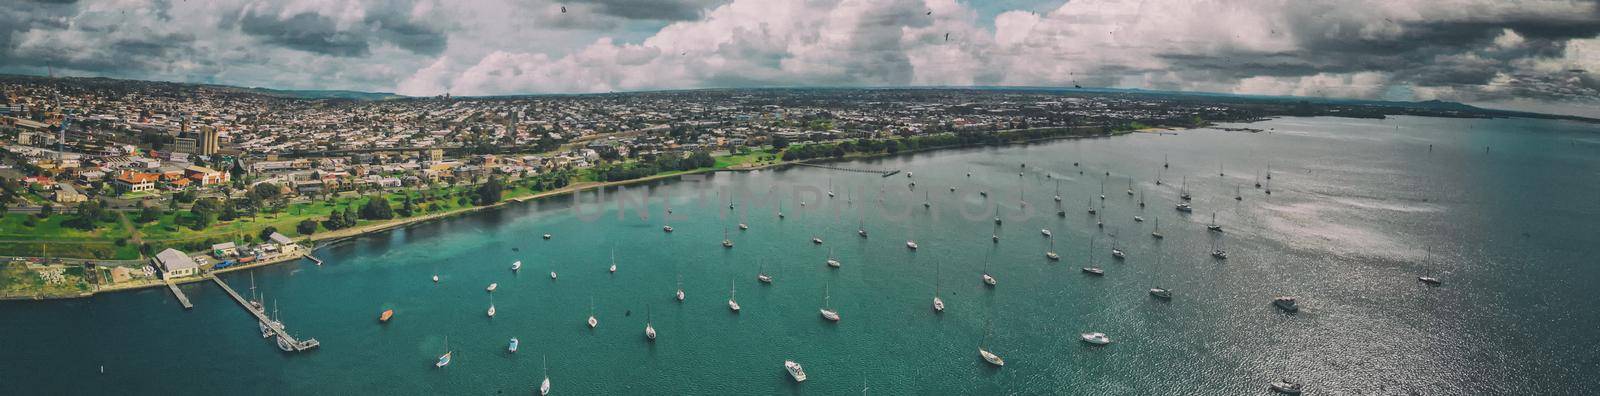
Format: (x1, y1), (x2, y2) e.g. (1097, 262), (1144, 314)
(3, 116), (1598, 395)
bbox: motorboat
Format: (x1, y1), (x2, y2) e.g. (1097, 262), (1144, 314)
(785, 360), (808, 382)
(1079, 332), (1111, 345)
(906, 240), (919, 250)
(543, 234), (552, 240)
(1274, 296), (1299, 312)
(1041, 229), (1052, 237)
(508, 337), (519, 353)
(1082, 266), (1104, 275)
(1149, 287), (1172, 299)
(1419, 276), (1441, 286)
(486, 283), (498, 292)
(511, 261), (522, 272)
(1270, 379), (1303, 394)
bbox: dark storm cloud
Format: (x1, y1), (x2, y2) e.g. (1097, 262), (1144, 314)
(567, 0), (726, 21)
(240, 11), (372, 57)
(235, 7), (447, 57)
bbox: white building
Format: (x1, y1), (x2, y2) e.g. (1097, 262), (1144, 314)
(154, 248), (199, 279)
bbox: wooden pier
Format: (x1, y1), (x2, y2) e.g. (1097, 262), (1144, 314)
(209, 275), (319, 352)
(165, 279), (192, 309)
(791, 162), (900, 177)
(305, 255), (324, 265)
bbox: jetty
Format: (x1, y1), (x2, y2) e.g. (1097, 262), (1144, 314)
(305, 255), (324, 265)
(791, 162), (900, 177)
(164, 279), (192, 309)
(209, 275), (319, 352)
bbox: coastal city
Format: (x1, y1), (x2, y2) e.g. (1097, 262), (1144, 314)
(1, 73), (1528, 300)
(4, 0), (1599, 393)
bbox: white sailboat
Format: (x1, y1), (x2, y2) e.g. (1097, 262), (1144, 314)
(979, 320), (1004, 366)
(540, 356), (551, 395)
(487, 294), (496, 318)
(826, 248), (841, 268)
(982, 254), (997, 287)
(435, 336), (452, 368)
(1151, 217), (1165, 239)
(675, 274), (685, 302)
(1045, 237), (1060, 261)
(728, 279), (740, 312)
(820, 284), (840, 321)
(932, 262), (945, 312)
(587, 297), (598, 328)
(511, 260), (521, 272)
(487, 283), (498, 292)
(758, 261), (773, 283)
(1150, 252), (1172, 299)
(1053, 180), (1062, 202)
(1207, 212), (1223, 232)
(609, 250), (618, 273)
(722, 228), (734, 248)
(645, 306), (657, 341)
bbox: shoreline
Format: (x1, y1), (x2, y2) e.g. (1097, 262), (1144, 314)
(1, 127), (1150, 301)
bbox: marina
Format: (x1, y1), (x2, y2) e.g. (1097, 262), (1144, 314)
(2, 116), (1597, 394)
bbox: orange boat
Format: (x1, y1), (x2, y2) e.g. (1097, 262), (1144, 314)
(379, 309), (394, 323)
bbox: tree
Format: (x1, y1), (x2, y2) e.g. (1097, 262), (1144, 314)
(771, 135), (790, 149)
(258, 226), (279, 241)
(251, 182), (281, 202)
(297, 219), (318, 235)
(360, 195), (394, 220)
(38, 203), (53, 218)
(139, 206), (162, 223)
(189, 198), (222, 230)
(476, 177), (505, 205)
(67, 200), (107, 230)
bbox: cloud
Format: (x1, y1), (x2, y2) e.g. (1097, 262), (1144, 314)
(2, 0), (1597, 117)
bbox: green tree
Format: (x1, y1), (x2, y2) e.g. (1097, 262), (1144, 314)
(476, 177), (505, 205)
(139, 206), (162, 223)
(360, 195), (394, 220)
(258, 226), (279, 241)
(297, 219), (318, 235)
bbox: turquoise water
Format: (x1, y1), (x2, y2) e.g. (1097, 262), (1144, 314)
(3, 116), (1598, 395)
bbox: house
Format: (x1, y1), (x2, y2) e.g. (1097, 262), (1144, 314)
(210, 242), (238, 258)
(113, 171), (159, 193)
(184, 166), (228, 186)
(268, 232), (299, 252)
(53, 183), (86, 203)
(153, 248), (199, 279)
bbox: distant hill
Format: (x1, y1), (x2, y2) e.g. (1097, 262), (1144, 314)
(241, 87), (406, 101)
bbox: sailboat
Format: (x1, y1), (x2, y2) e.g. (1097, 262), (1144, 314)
(487, 283), (498, 292)
(722, 228), (734, 248)
(540, 356), (551, 395)
(982, 254), (997, 286)
(1164, 154), (1170, 169)
(923, 190), (930, 208)
(487, 294), (496, 318)
(1127, 179), (1134, 196)
(1219, 162), (1225, 177)
(1235, 185), (1242, 201)
(1180, 176), (1191, 201)
(1207, 213), (1223, 232)
(1156, 168), (1164, 186)
(1111, 238), (1126, 259)
(827, 248), (841, 268)
(1082, 237), (1104, 275)
(511, 260), (522, 272)
(675, 275), (685, 302)
(1151, 217), (1164, 239)
(1045, 237), (1060, 261)
(1099, 178), (1107, 200)
(588, 297), (598, 328)
(1211, 238), (1228, 259)
(758, 261), (773, 283)
(610, 251), (618, 273)
(1419, 247), (1442, 286)
(1053, 180), (1062, 202)
(932, 262), (945, 312)
(1087, 197), (1097, 214)
(728, 279), (740, 312)
(435, 336), (452, 368)
(820, 284), (840, 321)
(858, 217), (868, 238)
(1255, 171), (1262, 189)
(993, 205), (1003, 225)
(979, 320), (1004, 366)
(828, 178), (835, 198)
(1139, 190), (1146, 208)
(645, 306), (657, 341)
(1266, 163), (1273, 180)
(1150, 252), (1172, 299)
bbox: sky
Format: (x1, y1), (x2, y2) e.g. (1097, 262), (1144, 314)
(1, 0), (1597, 117)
